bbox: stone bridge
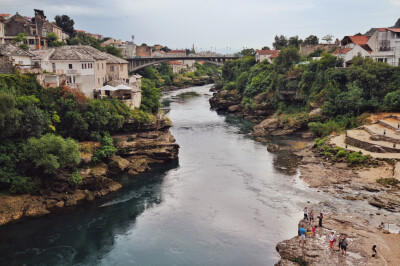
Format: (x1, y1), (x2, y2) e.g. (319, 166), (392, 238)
(127, 56), (239, 73)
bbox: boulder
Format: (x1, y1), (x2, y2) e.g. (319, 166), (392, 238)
(267, 144), (280, 152)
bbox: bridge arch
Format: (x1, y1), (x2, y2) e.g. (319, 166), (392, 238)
(127, 56), (238, 74)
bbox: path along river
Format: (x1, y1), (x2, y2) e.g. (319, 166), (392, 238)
(0, 84), (395, 265)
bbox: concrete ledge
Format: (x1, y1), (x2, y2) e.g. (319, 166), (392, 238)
(346, 133), (400, 153)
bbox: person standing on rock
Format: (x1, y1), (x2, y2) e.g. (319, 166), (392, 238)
(341, 235), (348, 255)
(318, 212), (323, 227)
(329, 232), (336, 251)
(338, 234), (344, 251)
(303, 207), (308, 221)
(299, 227), (306, 245)
(311, 220), (316, 237)
(309, 209), (314, 223)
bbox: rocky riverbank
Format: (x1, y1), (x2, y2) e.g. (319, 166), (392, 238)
(0, 118), (179, 226)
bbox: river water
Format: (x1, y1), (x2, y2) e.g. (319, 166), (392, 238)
(1, 84), (395, 265)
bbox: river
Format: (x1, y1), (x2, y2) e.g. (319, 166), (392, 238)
(0, 84), (371, 265)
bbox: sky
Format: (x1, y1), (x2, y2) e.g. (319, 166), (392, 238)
(3, 0), (400, 53)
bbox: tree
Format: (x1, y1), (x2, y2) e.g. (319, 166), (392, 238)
(288, 35), (303, 48)
(105, 45), (123, 58)
(272, 35), (288, 49)
(25, 133), (80, 174)
(240, 48), (256, 56)
(140, 78), (162, 113)
(273, 47), (301, 74)
(261, 46), (271, 50)
(54, 15), (75, 37)
(13, 33), (28, 50)
(322, 34), (334, 44)
(0, 92), (22, 139)
(46, 32), (63, 47)
(303, 35), (319, 45)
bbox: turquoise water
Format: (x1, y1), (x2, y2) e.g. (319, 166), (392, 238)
(0, 84), (312, 265)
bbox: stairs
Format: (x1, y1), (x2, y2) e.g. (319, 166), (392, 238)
(330, 116), (400, 159)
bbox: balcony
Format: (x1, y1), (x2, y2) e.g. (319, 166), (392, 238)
(66, 69), (78, 74)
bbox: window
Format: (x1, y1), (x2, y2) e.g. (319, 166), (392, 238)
(97, 63), (99, 70)
(52, 63), (56, 70)
(69, 64), (73, 69)
(82, 63), (84, 69)
(102, 63), (104, 69)
(110, 65), (114, 72)
(98, 78), (100, 85)
(29, 39), (35, 45)
(120, 65), (123, 71)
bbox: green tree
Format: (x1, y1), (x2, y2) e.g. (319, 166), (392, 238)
(13, 33), (28, 50)
(140, 78), (162, 113)
(0, 92), (22, 139)
(25, 133), (80, 174)
(54, 15), (76, 36)
(273, 47), (301, 74)
(46, 32), (63, 47)
(261, 46), (271, 50)
(303, 35), (319, 45)
(105, 45), (123, 58)
(272, 35), (288, 49)
(240, 48), (256, 56)
(288, 35), (303, 48)
(384, 90), (400, 111)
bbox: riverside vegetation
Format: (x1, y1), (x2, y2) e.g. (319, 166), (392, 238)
(0, 72), (180, 225)
(210, 48), (400, 137)
(137, 62), (221, 91)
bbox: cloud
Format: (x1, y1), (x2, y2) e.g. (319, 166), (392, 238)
(389, 0), (400, 6)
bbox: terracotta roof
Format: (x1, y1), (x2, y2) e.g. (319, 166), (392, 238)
(0, 14), (10, 16)
(388, 28), (400, 33)
(348, 36), (370, 45)
(0, 44), (34, 57)
(168, 50), (186, 54)
(378, 28), (388, 32)
(333, 48), (353, 55)
(168, 60), (184, 65)
(256, 50), (280, 58)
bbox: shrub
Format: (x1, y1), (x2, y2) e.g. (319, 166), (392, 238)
(313, 136), (328, 149)
(69, 171), (82, 186)
(91, 135), (117, 163)
(25, 133), (81, 174)
(377, 178), (399, 187)
(347, 152), (370, 166)
(335, 149), (348, 158)
(9, 176), (40, 194)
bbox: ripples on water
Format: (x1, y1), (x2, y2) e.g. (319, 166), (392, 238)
(1, 84), (392, 266)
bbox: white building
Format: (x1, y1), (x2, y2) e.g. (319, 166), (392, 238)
(0, 44), (33, 67)
(367, 28), (400, 66)
(255, 50), (280, 63)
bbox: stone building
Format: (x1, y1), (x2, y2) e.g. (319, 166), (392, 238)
(0, 44), (33, 68)
(136, 44), (152, 57)
(2, 9), (67, 50)
(255, 50), (280, 63)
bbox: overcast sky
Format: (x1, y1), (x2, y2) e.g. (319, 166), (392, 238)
(3, 0), (400, 53)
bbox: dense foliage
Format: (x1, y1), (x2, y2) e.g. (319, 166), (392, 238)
(0, 73), (160, 194)
(218, 48), (400, 136)
(138, 62), (220, 90)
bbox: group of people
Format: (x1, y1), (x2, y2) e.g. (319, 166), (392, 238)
(329, 232), (348, 255)
(299, 207), (348, 255)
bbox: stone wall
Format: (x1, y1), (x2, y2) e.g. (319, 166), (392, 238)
(299, 44), (337, 56)
(0, 55), (14, 74)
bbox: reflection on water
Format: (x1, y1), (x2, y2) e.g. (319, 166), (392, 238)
(0, 162), (177, 265)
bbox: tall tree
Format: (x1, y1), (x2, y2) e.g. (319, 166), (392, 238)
(288, 35), (303, 48)
(272, 35), (288, 49)
(261, 46), (271, 50)
(322, 34), (334, 44)
(303, 35), (319, 45)
(54, 15), (75, 37)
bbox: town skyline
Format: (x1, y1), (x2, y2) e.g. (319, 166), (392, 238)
(3, 0), (400, 52)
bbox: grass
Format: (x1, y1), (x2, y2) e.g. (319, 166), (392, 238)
(377, 178), (400, 188)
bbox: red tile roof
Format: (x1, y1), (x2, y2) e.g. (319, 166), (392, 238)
(348, 36), (369, 45)
(256, 50), (280, 58)
(333, 48), (353, 55)
(0, 14), (10, 17)
(378, 28), (388, 32)
(388, 28), (400, 33)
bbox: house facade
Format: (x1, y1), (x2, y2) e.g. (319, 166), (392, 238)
(255, 50), (280, 63)
(367, 28), (400, 66)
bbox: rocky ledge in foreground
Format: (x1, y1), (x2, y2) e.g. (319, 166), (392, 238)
(276, 214), (400, 266)
(0, 119), (179, 226)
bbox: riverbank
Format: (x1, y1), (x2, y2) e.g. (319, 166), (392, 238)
(209, 88), (400, 265)
(0, 118), (179, 226)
